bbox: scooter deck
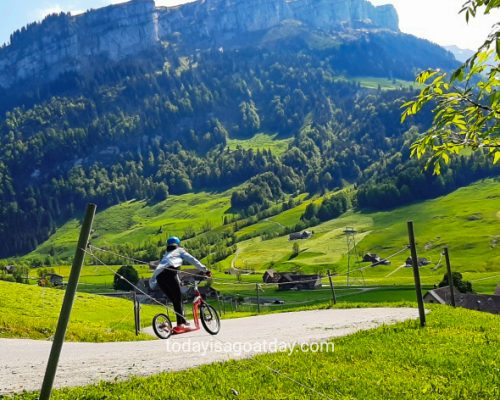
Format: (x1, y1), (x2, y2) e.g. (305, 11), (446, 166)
(172, 325), (200, 334)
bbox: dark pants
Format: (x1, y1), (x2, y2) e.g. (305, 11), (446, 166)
(157, 268), (186, 325)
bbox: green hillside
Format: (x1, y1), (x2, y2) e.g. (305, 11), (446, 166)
(16, 178), (500, 296)
(233, 179), (500, 293)
(226, 132), (292, 155)
(30, 191), (233, 259)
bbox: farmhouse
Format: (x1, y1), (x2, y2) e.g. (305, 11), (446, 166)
(38, 273), (64, 287)
(424, 286), (500, 315)
(5, 265), (16, 274)
(289, 230), (312, 240)
(362, 253), (391, 266)
(263, 269), (280, 283)
(405, 257), (430, 267)
(262, 269), (321, 291)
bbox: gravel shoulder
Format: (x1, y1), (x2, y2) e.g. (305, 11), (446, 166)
(0, 307), (419, 394)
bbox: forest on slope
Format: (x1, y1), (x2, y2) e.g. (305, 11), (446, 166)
(0, 19), (497, 258)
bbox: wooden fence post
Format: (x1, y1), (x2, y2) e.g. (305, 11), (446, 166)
(216, 291), (223, 317)
(133, 291), (141, 335)
(443, 247), (456, 307)
(39, 204), (96, 400)
(327, 270), (337, 305)
(256, 284), (261, 313)
(407, 221), (426, 327)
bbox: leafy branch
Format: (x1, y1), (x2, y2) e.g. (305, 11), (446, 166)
(401, 0), (500, 173)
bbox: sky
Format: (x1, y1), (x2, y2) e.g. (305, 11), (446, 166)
(0, 0), (498, 50)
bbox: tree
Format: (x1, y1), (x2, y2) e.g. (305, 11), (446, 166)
(152, 183), (168, 202)
(292, 242), (300, 258)
(438, 272), (473, 293)
(113, 265), (139, 291)
(402, 0), (500, 173)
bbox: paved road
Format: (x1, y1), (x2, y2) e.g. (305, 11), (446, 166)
(0, 308), (419, 394)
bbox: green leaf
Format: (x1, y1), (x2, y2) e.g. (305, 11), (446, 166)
(490, 91), (500, 107)
(442, 152), (450, 164)
(451, 67), (465, 82)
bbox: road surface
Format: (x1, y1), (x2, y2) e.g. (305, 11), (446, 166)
(0, 307), (419, 394)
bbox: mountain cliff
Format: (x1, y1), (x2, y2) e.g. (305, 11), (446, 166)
(0, 0), (468, 258)
(0, 0), (398, 88)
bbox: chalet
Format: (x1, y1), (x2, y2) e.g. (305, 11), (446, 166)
(5, 265), (16, 274)
(405, 257), (430, 267)
(262, 269), (321, 291)
(362, 253), (391, 266)
(263, 269), (281, 284)
(135, 278), (166, 303)
(48, 274), (63, 286)
(289, 231), (313, 241)
(424, 286), (500, 315)
(38, 273), (64, 287)
(277, 273), (322, 291)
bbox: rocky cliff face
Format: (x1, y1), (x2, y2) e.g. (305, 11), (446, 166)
(0, 0), (159, 88)
(158, 0), (399, 41)
(0, 0), (399, 88)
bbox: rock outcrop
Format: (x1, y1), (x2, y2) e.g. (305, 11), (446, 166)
(0, 0), (159, 88)
(158, 0), (399, 40)
(0, 0), (399, 88)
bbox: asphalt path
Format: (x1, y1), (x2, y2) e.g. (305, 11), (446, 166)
(0, 307), (419, 394)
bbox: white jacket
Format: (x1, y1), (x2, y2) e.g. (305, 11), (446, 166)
(149, 247), (207, 290)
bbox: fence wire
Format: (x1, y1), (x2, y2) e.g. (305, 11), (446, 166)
(82, 245), (338, 400)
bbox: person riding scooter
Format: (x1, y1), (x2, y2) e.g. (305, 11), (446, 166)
(149, 236), (211, 330)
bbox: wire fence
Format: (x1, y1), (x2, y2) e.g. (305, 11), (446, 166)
(87, 244), (414, 288)
(82, 245), (338, 399)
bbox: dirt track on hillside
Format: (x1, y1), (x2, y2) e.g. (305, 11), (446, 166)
(0, 307), (419, 394)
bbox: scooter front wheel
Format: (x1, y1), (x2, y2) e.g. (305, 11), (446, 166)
(199, 303), (221, 335)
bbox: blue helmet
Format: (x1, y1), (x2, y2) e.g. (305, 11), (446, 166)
(166, 236), (181, 246)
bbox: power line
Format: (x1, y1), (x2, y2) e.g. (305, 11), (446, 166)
(470, 274), (500, 283)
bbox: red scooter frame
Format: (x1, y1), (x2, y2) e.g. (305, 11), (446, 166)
(152, 278), (221, 339)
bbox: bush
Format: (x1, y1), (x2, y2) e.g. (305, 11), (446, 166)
(113, 265), (139, 291)
(438, 272), (473, 293)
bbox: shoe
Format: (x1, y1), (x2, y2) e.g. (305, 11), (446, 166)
(173, 325), (189, 334)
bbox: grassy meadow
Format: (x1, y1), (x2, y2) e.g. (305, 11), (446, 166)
(232, 179), (500, 293)
(353, 76), (421, 90)
(9, 305), (500, 400)
(30, 191), (233, 259)
(11, 178), (500, 301)
(226, 132), (292, 155)
(0, 281), (162, 342)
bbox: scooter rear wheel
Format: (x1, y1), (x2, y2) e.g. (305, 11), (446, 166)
(152, 313), (173, 339)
